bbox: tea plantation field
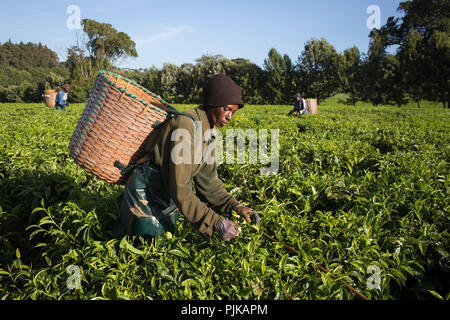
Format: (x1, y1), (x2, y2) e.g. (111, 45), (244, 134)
(0, 99), (448, 300)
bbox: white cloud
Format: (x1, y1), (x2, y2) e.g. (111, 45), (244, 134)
(136, 25), (193, 48)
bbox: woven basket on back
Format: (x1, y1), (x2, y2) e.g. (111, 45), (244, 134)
(42, 89), (57, 108)
(69, 70), (173, 184)
(307, 99), (318, 114)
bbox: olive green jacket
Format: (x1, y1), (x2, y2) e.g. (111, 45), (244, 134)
(144, 106), (240, 236)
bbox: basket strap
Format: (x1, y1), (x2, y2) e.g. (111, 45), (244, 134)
(165, 106), (195, 121)
(114, 160), (140, 176)
(150, 106), (196, 130)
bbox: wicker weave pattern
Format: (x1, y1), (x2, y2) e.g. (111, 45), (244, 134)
(307, 99), (318, 114)
(43, 89), (57, 108)
(69, 70), (172, 184)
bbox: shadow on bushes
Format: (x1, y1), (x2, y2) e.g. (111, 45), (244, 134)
(0, 169), (121, 266)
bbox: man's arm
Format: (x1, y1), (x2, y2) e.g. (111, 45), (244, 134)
(193, 162), (240, 215)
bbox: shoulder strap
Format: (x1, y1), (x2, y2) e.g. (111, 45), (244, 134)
(166, 105), (195, 121)
(152, 105), (196, 129)
(165, 105), (200, 133)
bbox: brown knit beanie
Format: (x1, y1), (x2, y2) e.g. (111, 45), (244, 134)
(202, 74), (244, 108)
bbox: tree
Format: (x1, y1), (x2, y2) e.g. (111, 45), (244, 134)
(81, 19), (138, 69)
(339, 46), (362, 105)
(64, 19), (138, 102)
(377, 0), (450, 108)
(384, 54), (408, 107)
(191, 54), (230, 103)
(398, 30), (426, 107)
(0, 41), (58, 71)
(66, 43), (96, 103)
(66, 38), (94, 81)
(0, 41), (68, 102)
(141, 66), (162, 98)
(360, 30), (406, 107)
(281, 54), (296, 103)
(0, 85), (21, 102)
(263, 48), (284, 104)
(227, 58), (264, 104)
(161, 63), (180, 102)
(297, 38), (340, 104)
(176, 63), (195, 103)
(427, 30), (450, 108)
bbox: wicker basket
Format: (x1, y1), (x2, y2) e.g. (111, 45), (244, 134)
(69, 70), (172, 184)
(42, 89), (57, 108)
(307, 99), (318, 114)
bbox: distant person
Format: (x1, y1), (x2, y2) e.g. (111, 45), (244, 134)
(55, 84), (70, 111)
(288, 93), (308, 116)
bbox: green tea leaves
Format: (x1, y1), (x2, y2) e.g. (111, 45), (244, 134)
(0, 102), (449, 300)
(119, 237), (145, 255)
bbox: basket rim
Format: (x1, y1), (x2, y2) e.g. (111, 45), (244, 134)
(98, 70), (171, 116)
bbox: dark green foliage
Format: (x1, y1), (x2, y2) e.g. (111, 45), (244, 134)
(0, 41), (69, 103)
(297, 38), (341, 104)
(262, 48), (284, 104)
(338, 46), (362, 106)
(0, 41), (58, 70)
(0, 100), (448, 300)
(375, 0), (450, 108)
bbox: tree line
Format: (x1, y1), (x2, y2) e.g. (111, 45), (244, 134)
(0, 41), (69, 102)
(1, 0), (448, 108)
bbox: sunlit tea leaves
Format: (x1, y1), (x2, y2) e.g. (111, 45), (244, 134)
(0, 99), (448, 300)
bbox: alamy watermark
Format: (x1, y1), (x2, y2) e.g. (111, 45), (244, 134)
(170, 122), (279, 175)
(66, 5), (81, 30)
(366, 5), (381, 30)
(66, 264), (81, 290)
(366, 265), (382, 290)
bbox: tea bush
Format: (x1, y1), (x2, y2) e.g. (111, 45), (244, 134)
(0, 100), (448, 300)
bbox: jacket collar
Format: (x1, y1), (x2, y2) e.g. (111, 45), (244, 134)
(191, 105), (217, 144)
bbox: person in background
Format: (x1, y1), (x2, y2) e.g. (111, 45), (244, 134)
(288, 93), (308, 116)
(55, 84), (70, 111)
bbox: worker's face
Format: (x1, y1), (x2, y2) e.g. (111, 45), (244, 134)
(207, 105), (239, 128)
(296, 96), (301, 101)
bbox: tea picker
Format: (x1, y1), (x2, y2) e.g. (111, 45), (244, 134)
(288, 93), (308, 116)
(69, 72), (259, 241)
(55, 84), (70, 111)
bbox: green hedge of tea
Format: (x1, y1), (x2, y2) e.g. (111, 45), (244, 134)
(0, 100), (448, 300)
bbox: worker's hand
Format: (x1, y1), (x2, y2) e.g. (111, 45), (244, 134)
(219, 219), (241, 240)
(235, 204), (252, 223)
(250, 210), (260, 226)
(235, 205), (260, 225)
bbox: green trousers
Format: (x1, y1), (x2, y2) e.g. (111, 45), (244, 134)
(112, 162), (179, 240)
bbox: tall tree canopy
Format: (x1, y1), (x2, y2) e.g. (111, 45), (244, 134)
(81, 19), (138, 69)
(66, 19), (138, 101)
(377, 0), (450, 108)
(339, 46), (362, 105)
(297, 38), (340, 104)
(263, 48), (284, 104)
(0, 41), (58, 70)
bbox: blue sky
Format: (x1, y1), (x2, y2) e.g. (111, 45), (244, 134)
(1, 0), (403, 69)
